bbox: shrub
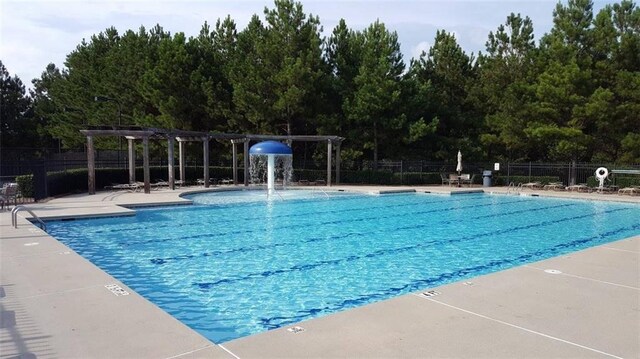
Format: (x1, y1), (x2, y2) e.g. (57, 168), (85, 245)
(393, 172), (442, 185)
(16, 174), (34, 198)
(46, 166), (241, 197)
(586, 176), (640, 188)
(292, 169), (326, 182)
(492, 175), (561, 186)
(341, 170), (395, 184)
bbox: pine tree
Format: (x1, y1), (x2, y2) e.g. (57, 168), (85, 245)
(344, 20), (405, 167)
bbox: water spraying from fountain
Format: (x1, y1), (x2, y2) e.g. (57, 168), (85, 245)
(249, 141), (293, 196)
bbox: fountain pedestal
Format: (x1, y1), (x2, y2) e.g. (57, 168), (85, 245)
(249, 141), (293, 197)
(267, 154), (276, 195)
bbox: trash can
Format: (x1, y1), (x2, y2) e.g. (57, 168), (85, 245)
(483, 170), (492, 187)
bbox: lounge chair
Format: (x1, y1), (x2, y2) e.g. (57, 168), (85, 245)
(567, 184), (592, 193)
(460, 174), (474, 187)
(440, 173), (452, 186)
(448, 174), (459, 187)
(151, 180), (169, 189)
(219, 178), (234, 185)
(595, 185), (618, 194)
(543, 182), (565, 191)
(521, 182), (542, 190)
(106, 183), (128, 190)
(298, 179), (310, 186)
(197, 178), (218, 186)
(0, 183), (18, 210)
(315, 179), (326, 186)
(618, 186), (640, 196)
(107, 182), (142, 192)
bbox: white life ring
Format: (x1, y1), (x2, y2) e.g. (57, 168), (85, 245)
(595, 167), (608, 180)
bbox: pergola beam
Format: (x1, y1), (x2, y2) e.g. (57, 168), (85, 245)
(81, 126), (344, 194)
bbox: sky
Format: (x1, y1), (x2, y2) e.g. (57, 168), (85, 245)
(1, 0), (611, 88)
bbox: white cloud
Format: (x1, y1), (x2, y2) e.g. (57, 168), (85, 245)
(0, 0), (613, 88)
(411, 41), (430, 59)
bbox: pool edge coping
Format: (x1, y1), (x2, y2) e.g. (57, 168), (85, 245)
(2, 185), (639, 358)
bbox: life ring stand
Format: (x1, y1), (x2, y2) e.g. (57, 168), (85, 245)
(595, 167), (608, 180)
(595, 167), (608, 189)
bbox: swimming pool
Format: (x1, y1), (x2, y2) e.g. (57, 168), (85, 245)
(46, 191), (640, 343)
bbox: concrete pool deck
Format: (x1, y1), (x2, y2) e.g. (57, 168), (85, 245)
(1, 185), (638, 358)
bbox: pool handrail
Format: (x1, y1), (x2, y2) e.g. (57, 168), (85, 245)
(11, 205), (46, 231)
(507, 182), (523, 195)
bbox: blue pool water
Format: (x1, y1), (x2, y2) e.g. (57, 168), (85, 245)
(46, 191), (640, 343)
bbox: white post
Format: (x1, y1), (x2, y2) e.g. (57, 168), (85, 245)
(232, 141), (238, 185)
(179, 140), (186, 183)
(267, 154), (275, 196)
(244, 140), (249, 187)
(128, 138), (135, 184)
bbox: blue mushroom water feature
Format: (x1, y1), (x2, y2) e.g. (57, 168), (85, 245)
(249, 141), (293, 196)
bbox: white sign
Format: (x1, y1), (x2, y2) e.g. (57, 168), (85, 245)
(494, 163), (500, 171)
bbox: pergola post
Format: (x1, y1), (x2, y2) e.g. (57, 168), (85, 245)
(232, 140), (238, 185)
(203, 137), (210, 188)
(127, 138), (135, 184)
(244, 140), (249, 186)
(327, 140), (333, 186)
(179, 140), (186, 183)
(142, 136), (150, 193)
(81, 129), (346, 193)
(87, 136), (95, 195)
(168, 136), (175, 190)
(335, 141), (341, 184)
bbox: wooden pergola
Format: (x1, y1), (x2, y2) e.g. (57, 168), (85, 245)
(80, 126), (345, 195)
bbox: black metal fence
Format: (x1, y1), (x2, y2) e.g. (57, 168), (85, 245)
(293, 159), (640, 186)
(502, 162), (640, 186)
(2, 152), (638, 200)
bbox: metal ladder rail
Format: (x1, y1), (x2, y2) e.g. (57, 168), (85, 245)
(516, 183), (524, 194)
(507, 182), (523, 195)
(316, 188), (330, 198)
(11, 206), (47, 231)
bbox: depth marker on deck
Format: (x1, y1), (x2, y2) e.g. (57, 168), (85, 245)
(105, 284), (129, 296)
(287, 326), (306, 333)
(544, 269), (562, 274)
(421, 290), (441, 297)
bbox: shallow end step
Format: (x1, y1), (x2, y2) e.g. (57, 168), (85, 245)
(378, 189), (417, 194)
(122, 200), (193, 208)
(451, 189), (484, 194)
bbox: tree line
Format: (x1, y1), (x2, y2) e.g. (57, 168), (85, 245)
(1, 0), (639, 165)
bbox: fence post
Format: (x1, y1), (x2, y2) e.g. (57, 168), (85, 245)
(42, 159), (48, 200)
(506, 162), (510, 185)
(528, 162), (532, 181)
(33, 159), (47, 201)
(568, 161), (574, 186)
